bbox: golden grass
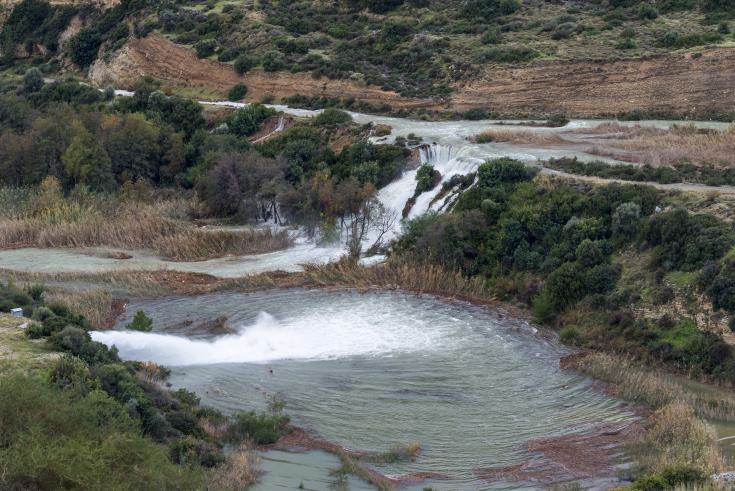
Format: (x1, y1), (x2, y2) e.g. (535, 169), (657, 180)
(223, 258), (497, 306)
(0, 207), (291, 261)
(571, 352), (735, 422)
(43, 288), (113, 330)
(585, 123), (735, 167)
(473, 129), (568, 145)
(208, 444), (260, 491)
(633, 402), (725, 474)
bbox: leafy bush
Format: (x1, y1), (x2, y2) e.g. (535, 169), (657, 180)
(415, 164), (441, 195)
(638, 3), (659, 19)
(127, 310), (153, 332)
(262, 50), (285, 72)
(228, 83), (248, 101)
(0, 375), (205, 490)
(226, 411), (289, 445)
(314, 108), (352, 127)
(65, 27), (102, 68)
(483, 46), (539, 63)
(234, 54), (254, 74)
(194, 39), (217, 58)
(229, 104), (276, 137)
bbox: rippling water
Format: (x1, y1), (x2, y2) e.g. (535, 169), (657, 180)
(93, 289), (635, 489)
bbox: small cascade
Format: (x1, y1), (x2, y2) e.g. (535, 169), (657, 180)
(418, 143), (453, 166)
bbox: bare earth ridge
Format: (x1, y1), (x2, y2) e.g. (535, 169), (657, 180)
(90, 33), (735, 118)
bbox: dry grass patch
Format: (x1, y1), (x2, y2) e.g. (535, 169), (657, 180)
(208, 444), (260, 491)
(0, 205), (292, 261)
(43, 289), (114, 330)
(633, 402), (725, 474)
(473, 129), (568, 145)
(584, 123), (735, 167)
(570, 352), (735, 422)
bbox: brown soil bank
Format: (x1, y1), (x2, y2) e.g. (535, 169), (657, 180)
(89, 33), (437, 110)
(455, 49), (735, 118)
(90, 34), (735, 118)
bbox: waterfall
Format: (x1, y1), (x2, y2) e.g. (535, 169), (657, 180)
(419, 143), (453, 166)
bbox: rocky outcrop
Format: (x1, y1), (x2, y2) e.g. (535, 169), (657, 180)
(90, 33), (735, 119)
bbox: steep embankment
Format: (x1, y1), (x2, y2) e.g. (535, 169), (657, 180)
(89, 34), (438, 110)
(454, 49), (735, 118)
(90, 33), (735, 118)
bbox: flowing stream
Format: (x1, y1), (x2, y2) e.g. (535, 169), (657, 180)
(6, 104), (732, 487)
(92, 289), (637, 490)
(1, 103), (728, 275)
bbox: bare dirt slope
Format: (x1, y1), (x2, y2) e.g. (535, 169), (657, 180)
(90, 33), (735, 118)
(455, 49), (735, 118)
(89, 34), (438, 110)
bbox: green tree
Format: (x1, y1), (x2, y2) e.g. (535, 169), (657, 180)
(22, 67), (44, 93)
(65, 27), (102, 68)
(61, 130), (114, 191)
(127, 310), (153, 332)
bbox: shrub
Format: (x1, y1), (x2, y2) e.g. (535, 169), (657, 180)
(262, 50), (285, 72)
(638, 3), (659, 19)
(483, 46), (539, 63)
(66, 27), (102, 68)
(229, 104), (276, 137)
(194, 39), (217, 58)
(226, 411), (288, 445)
(0, 375), (205, 489)
(463, 108), (490, 120)
(415, 164), (441, 195)
(234, 54), (254, 74)
(314, 108), (352, 127)
(127, 310), (153, 332)
(22, 68), (44, 93)
(227, 84), (248, 101)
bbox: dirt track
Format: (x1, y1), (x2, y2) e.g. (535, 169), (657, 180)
(90, 34), (735, 118)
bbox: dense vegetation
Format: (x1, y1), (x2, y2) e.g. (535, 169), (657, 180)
(0, 280), (289, 490)
(2, 0), (734, 99)
(548, 156), (735, 187)
(0, 77), (408, 253)
(396, 158), (735, 382)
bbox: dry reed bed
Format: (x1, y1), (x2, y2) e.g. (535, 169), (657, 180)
(582, 123), (735, 168)
(569, 353), (730, 475)
(43, 288), (115, 330)
(570, 352), (735, 422)
(472, 129), (568, 145)
(0, 212), (292, 261)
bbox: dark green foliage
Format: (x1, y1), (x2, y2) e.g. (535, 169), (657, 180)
(483, 46), (539, 63)
(657, 30), (722, 48)
(65, 27), (102, 68)
(415, 164), (441, 195)
(262, 50), (285, 72)
(397, 155), (735, 380)
(644, 209), (733, 271)
(0, 375), (205, 490)
(234, 54), (254, 74)
(462, 0), (519, 21)
(226, 411), (289, 445)
(228, 104), (276, 137)
(193, 39), (217, 58)
(638, 3), (659, 19)
(22, 68), (44, 93)
(227, 83), (248, 101)
(547, 157), (735, 187)
(127, 310), (153, 332)
(314, 108), (352, 127)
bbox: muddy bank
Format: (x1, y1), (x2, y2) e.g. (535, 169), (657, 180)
(474, 421), (644, 484)
(89, 33), (735, 119)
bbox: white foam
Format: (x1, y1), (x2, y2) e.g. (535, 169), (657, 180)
(92, 310), (453, 366)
